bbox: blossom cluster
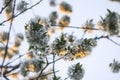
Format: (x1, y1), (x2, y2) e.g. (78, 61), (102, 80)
(0, 31), (23, 59)
(82, 19), (94, 33)
(68, 63), (84, 80)
(25, 17), (50, 54)
(51, 33), (68, 55)
(98, 9), (120, 36)
(20, 58), (44, 76)
(51, 33), (97, 60)
(64, 38), (97, 60)
(109, 59), (120, 73)
(3, 0), (28, 23)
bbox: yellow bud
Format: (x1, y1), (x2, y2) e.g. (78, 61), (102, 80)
(9, 73), (19, 79)
(4, 11), (13, 23)
(59, 50), (67, 56)
(28, 64), (35, 72)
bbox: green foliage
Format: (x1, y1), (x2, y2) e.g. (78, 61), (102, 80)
(51, 33), (67, 54)
(29, 45), (34, 50)
(25, 19), (43, 31)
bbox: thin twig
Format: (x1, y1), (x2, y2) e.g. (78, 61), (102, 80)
(29, 70), (59, 80)
(5, 64), (20, 74)
(2, 64), (20, 80)
(51, 25), (99, 30)
(81, 29), (87, 39)
(49, 57), (63, 64)
(94, 35), (120, 46)
(3, 75), (9, 80)
(42, 70), (59, 77)
(117, 35), (120, 38)
(94, 35), (109, 40)
(53, 54), (56, 77)
(107, 37), (120, 46)
(64, 76), (69, 80)
(0, 0), (13, 14)
(36, 57), (49, 80)
(1, 0), (16, 75)
(0, 65), (14, 68)
(5, 54), (24, 66)
(0, 0), (43, 25)
(31, 56), (61, 80)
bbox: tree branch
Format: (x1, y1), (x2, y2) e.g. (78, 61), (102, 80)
(51, 25), (99, 30)
(0, 0), (13, 14)
(1, 0), (16, 75)
(5, 54), (24, 66)
(0, 0), (43, 25)
(94, 35), (120, 46)
(52, 54), (56, 77)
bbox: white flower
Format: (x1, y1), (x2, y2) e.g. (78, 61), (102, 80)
(20, 58), (44, 76)
(68, 63), (85, 80)
(25, 17), (50, 53)
(39, 17), (49, 27)
(109, 59), (120, 73)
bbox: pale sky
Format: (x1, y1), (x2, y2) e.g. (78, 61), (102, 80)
(0, 0), (120, 80)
